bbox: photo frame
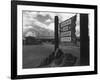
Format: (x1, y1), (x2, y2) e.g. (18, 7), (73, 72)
(11, 1), (97, 79)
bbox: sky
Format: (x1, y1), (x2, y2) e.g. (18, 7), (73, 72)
(23, 11), (80, 37)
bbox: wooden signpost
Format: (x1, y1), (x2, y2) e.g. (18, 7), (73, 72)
(54, 15), (77, 65)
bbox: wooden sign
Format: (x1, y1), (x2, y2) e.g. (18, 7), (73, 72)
(59, 15), (76, 42)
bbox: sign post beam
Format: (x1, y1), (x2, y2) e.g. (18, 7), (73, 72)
(55, 16), (59, 51)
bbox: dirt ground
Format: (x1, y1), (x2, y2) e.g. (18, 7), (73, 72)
(23, 43), (80, 69)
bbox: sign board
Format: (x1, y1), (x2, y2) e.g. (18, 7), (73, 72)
(59, 15), (76, 42)
(60, 31), (71, 37)
(60, 26), (71, 32)
(60, 19), (71, 28)
(61, 37), (71, 42)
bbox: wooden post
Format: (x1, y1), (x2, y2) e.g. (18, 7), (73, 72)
(55, 16), (59, 52)
(54, 16), (65, 65)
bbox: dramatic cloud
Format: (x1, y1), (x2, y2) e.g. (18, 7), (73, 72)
(48, 23), (54, 31)
(23, 11), (80, 37)
(45, 19), (52, 23)
(38, 12), (49, 17)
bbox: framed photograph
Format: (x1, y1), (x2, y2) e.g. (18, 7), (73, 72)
(11, 1), (97, 79)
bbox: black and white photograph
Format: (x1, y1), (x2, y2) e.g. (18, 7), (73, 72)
(11, 1), (97, 79)
(22, 11), (80, 68)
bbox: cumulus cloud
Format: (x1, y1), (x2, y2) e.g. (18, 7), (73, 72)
(23, 11), (80, 37)
(23, 11), (47, 29)
(23, 12), (37, 27)
(47, 23), (54, 31)
(48, 13), (56, 20)
(45, 19), (52, 23)
(34, 20), (47, 29)
(23, 11), (38, 18)
(38, 12), (49, 16)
